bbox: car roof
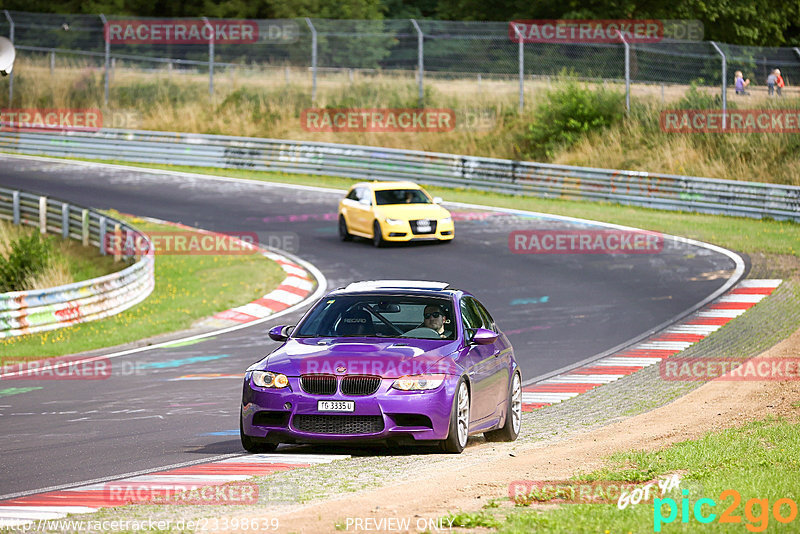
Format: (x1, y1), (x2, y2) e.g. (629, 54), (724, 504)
(343, 280), (449, 292)
(351, 181), (423, 191)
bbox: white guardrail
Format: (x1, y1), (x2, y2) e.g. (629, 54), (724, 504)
(0, 187), (154, 338)
(1, 129), (798, 222)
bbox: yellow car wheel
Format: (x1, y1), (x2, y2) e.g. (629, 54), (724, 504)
(338, 215), (352, 242)
(372, 220), (385, 248)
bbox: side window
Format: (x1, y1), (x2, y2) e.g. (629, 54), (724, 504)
(460, 298), (482, 333)
(472, 299), (497, 332)
(346, 188), (359, 201)
(356, 188), (372, 205)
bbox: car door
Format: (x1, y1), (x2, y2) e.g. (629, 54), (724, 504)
(472, 298), (512, 416)
(460, 297), (495, 424)
(342, 187), (372, 235)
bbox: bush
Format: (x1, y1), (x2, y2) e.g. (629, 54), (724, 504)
(517, 79), (625, 160)
(0, 232), (53, 292)
(675, 82), (725, 110)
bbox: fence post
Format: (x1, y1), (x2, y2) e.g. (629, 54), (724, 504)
(99, 14), (109, 106)
(615, 31), (630, 114)
(305, 18), (317, 104)
(511, 23), (524, 113)
(12, 190), (20, 225)
(50, 49), (55, 74)
(113, 223), (121, 262)
(61, 203), (69, 239)
(202, 17), (214, 97)
(38, 196), (47, 234)
(81, 209), (89, 246)
(710, 41), (727, 129)
(3, 10), (13, 105)
(410, 19), (424, 107)
(99, 216), (107, 255)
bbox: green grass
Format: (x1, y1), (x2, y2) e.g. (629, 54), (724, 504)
(54, 158), (800, 257)
(0, 214), (287, 362)
(456, 418), (800, 533)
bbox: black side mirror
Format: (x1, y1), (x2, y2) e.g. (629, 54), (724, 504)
(268, 325), (294, 342)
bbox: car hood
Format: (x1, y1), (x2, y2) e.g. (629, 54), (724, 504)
(255, 338), (460, 378)
(378, 204), (450, 220)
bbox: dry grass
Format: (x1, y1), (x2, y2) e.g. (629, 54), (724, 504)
(6, 57), (800, 185)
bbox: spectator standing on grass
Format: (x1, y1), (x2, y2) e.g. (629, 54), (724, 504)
(775, 69), (785, 96)
(767, 70), (778, 96)
(734, 71), (750, 95)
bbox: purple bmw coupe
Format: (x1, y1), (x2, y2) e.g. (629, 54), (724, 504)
(240, 280), (521, 453)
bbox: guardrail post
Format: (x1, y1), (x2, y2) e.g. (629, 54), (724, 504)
(511, 23), (525, 113)
(410, 19), (424, 107)
(50, 49), (55, 74)
(202, 17), (214, 97)
(99, 14), (109, 106)
(12, 190), (20, 225)
(81, 209), (89, 246)
(113, 223), (121, 262)
(38, 196), (47, 234)
(3, 10), (14, 105)
(99, 216), (107, 255)
(305, 18), (317, 104)
(710, 41), (727, 129)
(61, 203), (70, 239)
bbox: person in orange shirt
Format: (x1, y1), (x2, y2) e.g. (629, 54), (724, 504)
(775, 69), (785, 96)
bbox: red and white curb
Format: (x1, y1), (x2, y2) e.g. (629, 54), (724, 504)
(521, 279), (783, 411)
(210, 252), (314, 325)
(126, 215), (315, 328)
(0, 454), (348, 528)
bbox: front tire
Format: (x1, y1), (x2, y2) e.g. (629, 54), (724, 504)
(240, 410), (279, 453)
(338, 215), (352, 242)
(372, 220), (385, 248)
(484, 371), (521, 442)
(441, 378), (470, 453)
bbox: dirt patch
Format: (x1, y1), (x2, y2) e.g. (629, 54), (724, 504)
(237, 325), (800, 534)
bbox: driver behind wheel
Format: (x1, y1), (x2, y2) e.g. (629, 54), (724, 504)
(421, 304), (452, 339)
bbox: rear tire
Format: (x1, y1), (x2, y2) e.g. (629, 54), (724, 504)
(440, 378), (470, 453)
(372, 220), (385, 248)
(338, 215), (352, 242)
(484, 371), (521, 442)
(240, 409), (279, 453)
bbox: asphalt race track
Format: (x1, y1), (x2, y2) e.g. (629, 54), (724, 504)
(0, 156), (744, 497)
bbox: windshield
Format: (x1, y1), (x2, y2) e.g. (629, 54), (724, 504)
(294, 294), (456, 340)
(374, 189), (431, 205)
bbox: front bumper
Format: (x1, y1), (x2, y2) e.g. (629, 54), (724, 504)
(241, 375), (457, 444)
(379, 219), (455, 242)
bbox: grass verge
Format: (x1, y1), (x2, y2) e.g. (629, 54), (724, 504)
(0, 213), (286, 363)
(451, 417), (800, 533)
(50, 158), (800, 257)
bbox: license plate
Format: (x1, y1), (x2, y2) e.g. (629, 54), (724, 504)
(317, 400), (354, 412)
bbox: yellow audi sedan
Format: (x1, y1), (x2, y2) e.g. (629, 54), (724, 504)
(338, 181), (454, 247)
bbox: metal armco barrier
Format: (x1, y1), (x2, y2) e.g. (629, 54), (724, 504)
(0, 186), (155, 338)
(1, 129), (798, 221)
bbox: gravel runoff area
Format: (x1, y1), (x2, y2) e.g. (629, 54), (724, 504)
(28, 254), (800, 533)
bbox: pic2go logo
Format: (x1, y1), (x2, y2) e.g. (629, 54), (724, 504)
(654, 489), (799, 532)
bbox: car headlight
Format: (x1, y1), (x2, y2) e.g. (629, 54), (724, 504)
(440, 217), (452, 224)
(392, 374), (445, 391)
(385, 218), (404, 225)
(252, 371), (289, 388)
